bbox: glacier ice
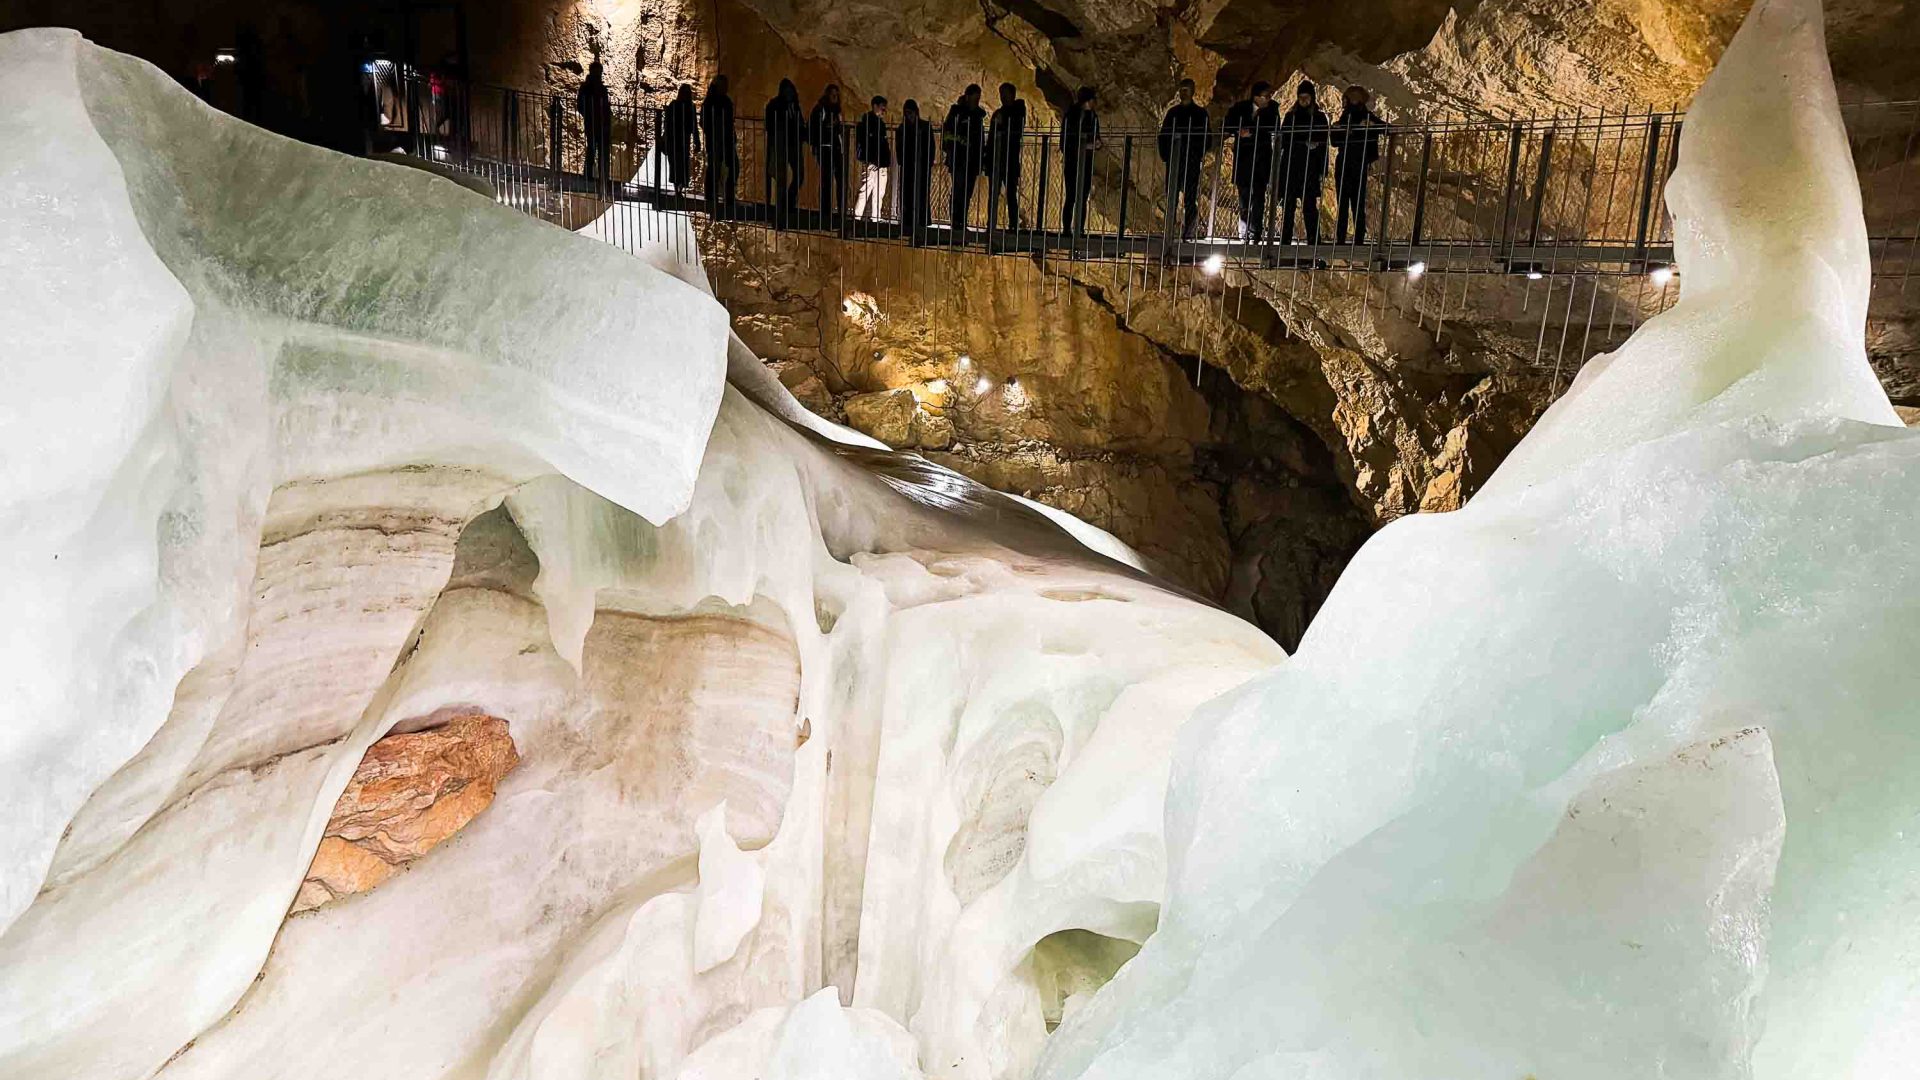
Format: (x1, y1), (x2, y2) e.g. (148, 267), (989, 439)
(0, 24), (1275, 1080)
(1036, 1), (1920, 1078)
(6, 0), (1920, 1073)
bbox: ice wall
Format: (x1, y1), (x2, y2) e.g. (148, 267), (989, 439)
(0, 28), (1277, 1080)
(0, 27), (730, 939)
(1038, 1), (1920, 1077)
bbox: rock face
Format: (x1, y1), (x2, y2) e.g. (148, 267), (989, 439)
(291, 714), (521, 914)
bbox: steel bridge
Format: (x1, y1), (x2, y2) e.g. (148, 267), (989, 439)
(378, 70), (1920, 289)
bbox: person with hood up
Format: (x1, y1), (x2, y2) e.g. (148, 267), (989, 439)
(810, 83), (847, 225)
(700, 74), (738, 215)
(896, 98), (937, 244)
(1276, 78), (1331, 248)
(764, 78), (806, 228)
(1223, 81), (1279, 242)
(662, 82), (700, 191)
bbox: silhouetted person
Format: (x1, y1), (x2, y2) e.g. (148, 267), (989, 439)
(855, 95), (893, 222)
(765, 78), (806, 228)
(1224, 82), (1278, 241)
(1159, 78), (1210, 241)
(986, 82), (1026, 234)
(1332, 84), (1384, 245)
(942, 84), (987, 242)
(1060, 86), (1100, 237)
(701, 75), (738, 216)
(811, 84), (847, 225)
(662, 82), (699, 191)
(577, 59), (614, 182)
(897, 99), (937, 245)
(1277, 79), (1330, 248)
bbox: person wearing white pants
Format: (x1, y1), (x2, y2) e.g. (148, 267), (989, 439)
(853, 95), (894, 222)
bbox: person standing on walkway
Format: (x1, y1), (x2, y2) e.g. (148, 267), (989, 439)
(986, 82), (1027, 234)
(942, 84), (988, 242)
(1060, 85), (1100, 237)
(810, 84), (847, 226)
(577, 59), (614, 183)
(1276, 79), (1330, 248)
(662, 82), (700, 192)
(1159, 78), (1210, 241)
(1332, 84), (1385, 245)
(1224, 82), (1278, 242)
(764, 78), (805, 228)
(854, 95), (893, 222)
(897, 99), (937, 245)
(701, 74), (738, 216)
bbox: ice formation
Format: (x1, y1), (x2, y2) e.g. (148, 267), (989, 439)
(1036, 1), (1920, 1078)
(5, 0), (1917, 1072)
(0, 25), (1275, 1080)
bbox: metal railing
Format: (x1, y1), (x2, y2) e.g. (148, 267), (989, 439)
(377, 69), (1919, 288)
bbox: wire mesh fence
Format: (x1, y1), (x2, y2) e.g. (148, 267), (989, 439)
(375, 68), (1919, 286)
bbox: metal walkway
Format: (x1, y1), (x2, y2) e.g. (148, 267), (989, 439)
(380, 71), (1920, 287)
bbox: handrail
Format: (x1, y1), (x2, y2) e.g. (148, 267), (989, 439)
(369, 66), (1920, 282)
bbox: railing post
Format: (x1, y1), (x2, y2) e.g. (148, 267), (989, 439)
(1410, 132), (1433, 245)
(1497, 122), (1524, 261)
(406, 70), (422, 155)
(548, 94), (563, 180)
(1375, 130), (1398, 265)
(1037, 135), (1051, 236)
(840, 121), (852, 239)
(1632, 113), (1664, 269)
(1527, 126), (1555, 245)
(1116, 135), (1132, 258)
(653, 106), (665, 194)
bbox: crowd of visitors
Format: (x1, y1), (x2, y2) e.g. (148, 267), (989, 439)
(582, 71), (1389, 249)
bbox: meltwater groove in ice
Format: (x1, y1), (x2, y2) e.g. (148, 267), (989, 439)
(1039, 0), (1920, 1077)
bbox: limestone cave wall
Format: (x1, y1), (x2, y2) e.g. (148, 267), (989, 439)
(17, 0), (1913, 645)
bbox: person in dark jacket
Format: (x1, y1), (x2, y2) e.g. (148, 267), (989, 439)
(942, 85), (988, 241)
(986, 82), (1027, 233)
(1158, 78), (1210, 241)
(700, 74), (738, 216)
(1277, 79), (1330, 247)
(897, 99), (937, 245)
(1060, 85), (1100, 237)
(662, 82), (700, 191)
(854, 95), (893, 222)
(764, 79), (805, 228)
(1223, 82), (1278, 241)
(1332, 84), (1385, 245)
(810, 84), (847, 225)
(577, 59), (614, 182)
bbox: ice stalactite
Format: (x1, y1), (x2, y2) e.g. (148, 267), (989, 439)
(1037, 1), (1920, 1078)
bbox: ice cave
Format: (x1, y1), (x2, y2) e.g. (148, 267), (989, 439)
(3, 0), (1920, 1075)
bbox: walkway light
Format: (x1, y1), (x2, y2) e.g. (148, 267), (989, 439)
(214, 49), (236, 65)
(1203, 254), (1225, 276)
(974, 376), (992, 395)
(927, 378), (948, 394)
(1650, 265), (1675, 287)
(1527, 270), (1545, 281)
(957, 355), (972, 371)
(1406, 261), (1427, 280)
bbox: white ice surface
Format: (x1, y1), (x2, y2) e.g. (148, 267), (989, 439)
(1038, 1), (1920, 1078)
(0, 28), (1277, 1080)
